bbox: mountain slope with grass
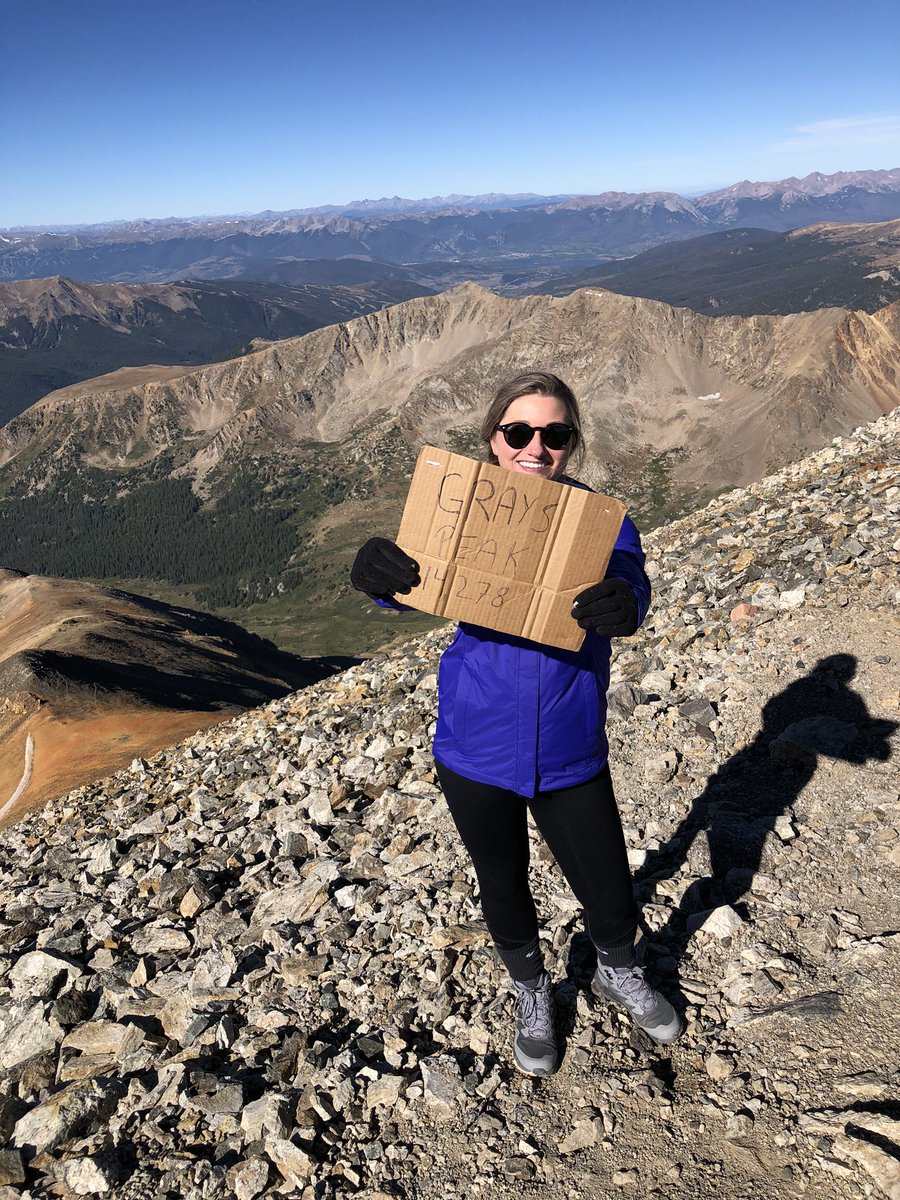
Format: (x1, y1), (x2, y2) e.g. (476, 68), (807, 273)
(538, 219), (900, 316)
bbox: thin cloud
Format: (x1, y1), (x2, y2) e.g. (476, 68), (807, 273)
(773, 114), (900, 153)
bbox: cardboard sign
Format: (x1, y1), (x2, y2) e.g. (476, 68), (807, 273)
(396, 446), (626, 651)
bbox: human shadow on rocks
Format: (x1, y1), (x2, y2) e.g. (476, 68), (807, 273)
(630, 653), (897, 1007)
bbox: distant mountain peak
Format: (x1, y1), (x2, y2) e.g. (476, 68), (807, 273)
(699, 167), (900, 205)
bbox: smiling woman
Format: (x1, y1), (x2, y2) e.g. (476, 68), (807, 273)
(350, 369), (682, 1077)
(481, 372), (584, 478)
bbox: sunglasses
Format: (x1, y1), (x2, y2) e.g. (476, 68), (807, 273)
(495, 422), (577, 451)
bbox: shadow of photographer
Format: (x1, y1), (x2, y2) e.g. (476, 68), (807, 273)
(631, 653), (897, 1006)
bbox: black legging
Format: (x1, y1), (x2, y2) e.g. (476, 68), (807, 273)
(435, 760), (638, 959)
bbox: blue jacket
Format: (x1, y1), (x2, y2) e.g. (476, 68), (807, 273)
(382, 477), (651, 797)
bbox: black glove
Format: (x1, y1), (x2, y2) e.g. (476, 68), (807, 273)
(350, 537), (420, 597)
(572, 577), (639, 636)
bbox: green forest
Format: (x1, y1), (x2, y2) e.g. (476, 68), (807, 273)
(0, 455), (365, 611)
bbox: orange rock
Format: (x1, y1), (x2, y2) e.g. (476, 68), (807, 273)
(730, 602), (760, 620)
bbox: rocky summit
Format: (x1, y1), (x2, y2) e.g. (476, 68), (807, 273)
(0, 410), (898, 1199)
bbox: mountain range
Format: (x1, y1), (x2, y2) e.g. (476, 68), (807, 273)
(3, 217), (900, 426)
(3, 170), (899, 287)
(0, 275), (432, 423)
(0, 283), (897, 657)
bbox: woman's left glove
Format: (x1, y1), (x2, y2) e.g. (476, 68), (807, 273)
(572, 577), (639, 636)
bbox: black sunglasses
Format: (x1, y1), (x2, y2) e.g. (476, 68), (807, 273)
(495, 422), (577, 451)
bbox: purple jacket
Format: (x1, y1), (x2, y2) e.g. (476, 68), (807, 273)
(382, 478), (651, 797)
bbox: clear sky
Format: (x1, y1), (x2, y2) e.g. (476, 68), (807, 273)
(3, 0), (899, 227)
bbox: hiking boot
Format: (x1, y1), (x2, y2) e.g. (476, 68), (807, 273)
(513, 971), (558, 1076)
(592, 964), (682, 1044)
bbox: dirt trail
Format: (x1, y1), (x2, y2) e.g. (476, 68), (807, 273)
(0, 704), (227, 830)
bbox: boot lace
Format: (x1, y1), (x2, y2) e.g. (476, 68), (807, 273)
(515, 977), (554, 1038)
(605, 966), (657, 1015)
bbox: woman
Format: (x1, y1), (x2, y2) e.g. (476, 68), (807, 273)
(350, 371), (680, 1076)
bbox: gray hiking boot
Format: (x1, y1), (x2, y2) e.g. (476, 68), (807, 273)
(513, 971), (558, 1076)
(592, 964), (682, 1044)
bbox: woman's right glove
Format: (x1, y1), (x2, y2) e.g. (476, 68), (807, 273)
(350, 538), (420, 597)
(571, 577), (639, 636)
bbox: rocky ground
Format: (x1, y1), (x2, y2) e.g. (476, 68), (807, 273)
(0, 410), (898, 1200)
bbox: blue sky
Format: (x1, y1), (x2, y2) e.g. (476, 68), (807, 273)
(3, 0), (899, 227)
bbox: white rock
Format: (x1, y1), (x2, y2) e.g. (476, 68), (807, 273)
(62, 1021), (145, 1058)
(612, 1169), (640, 1186)
(342, 755), (374, 781)
(130, 923), (192, 955)
(240, 1095), (288, 1141)
(251, 861), (340, 929)
(774, 814), (797, 841)
(86, 843), (115, 875)
(58, 1156), (116, 1195)
(365, 1075), (404, 1110)
(705, 1052), (735, 1080)
(640, 671), (673, 694)
(364, 734), (393, 759)
(698, 906), (744, 939)
(306, 790), (334, 824)
(333, 884), (361, 909)
(226, 1158), (271, 1200)
(833, 1114), (900, 1200)
(778, 586), (807, 609)
(9, 950), (81, 997)
(559, 1120), (599, 1154)
(725, 1110), (755, 1138)
(645, 751), (678, 783)
(13, 1080), (124, 1152)
(468, 1023), (490, 1055)
(0, 1001), (63, 1070)
(264, 1137), (316, 1187)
